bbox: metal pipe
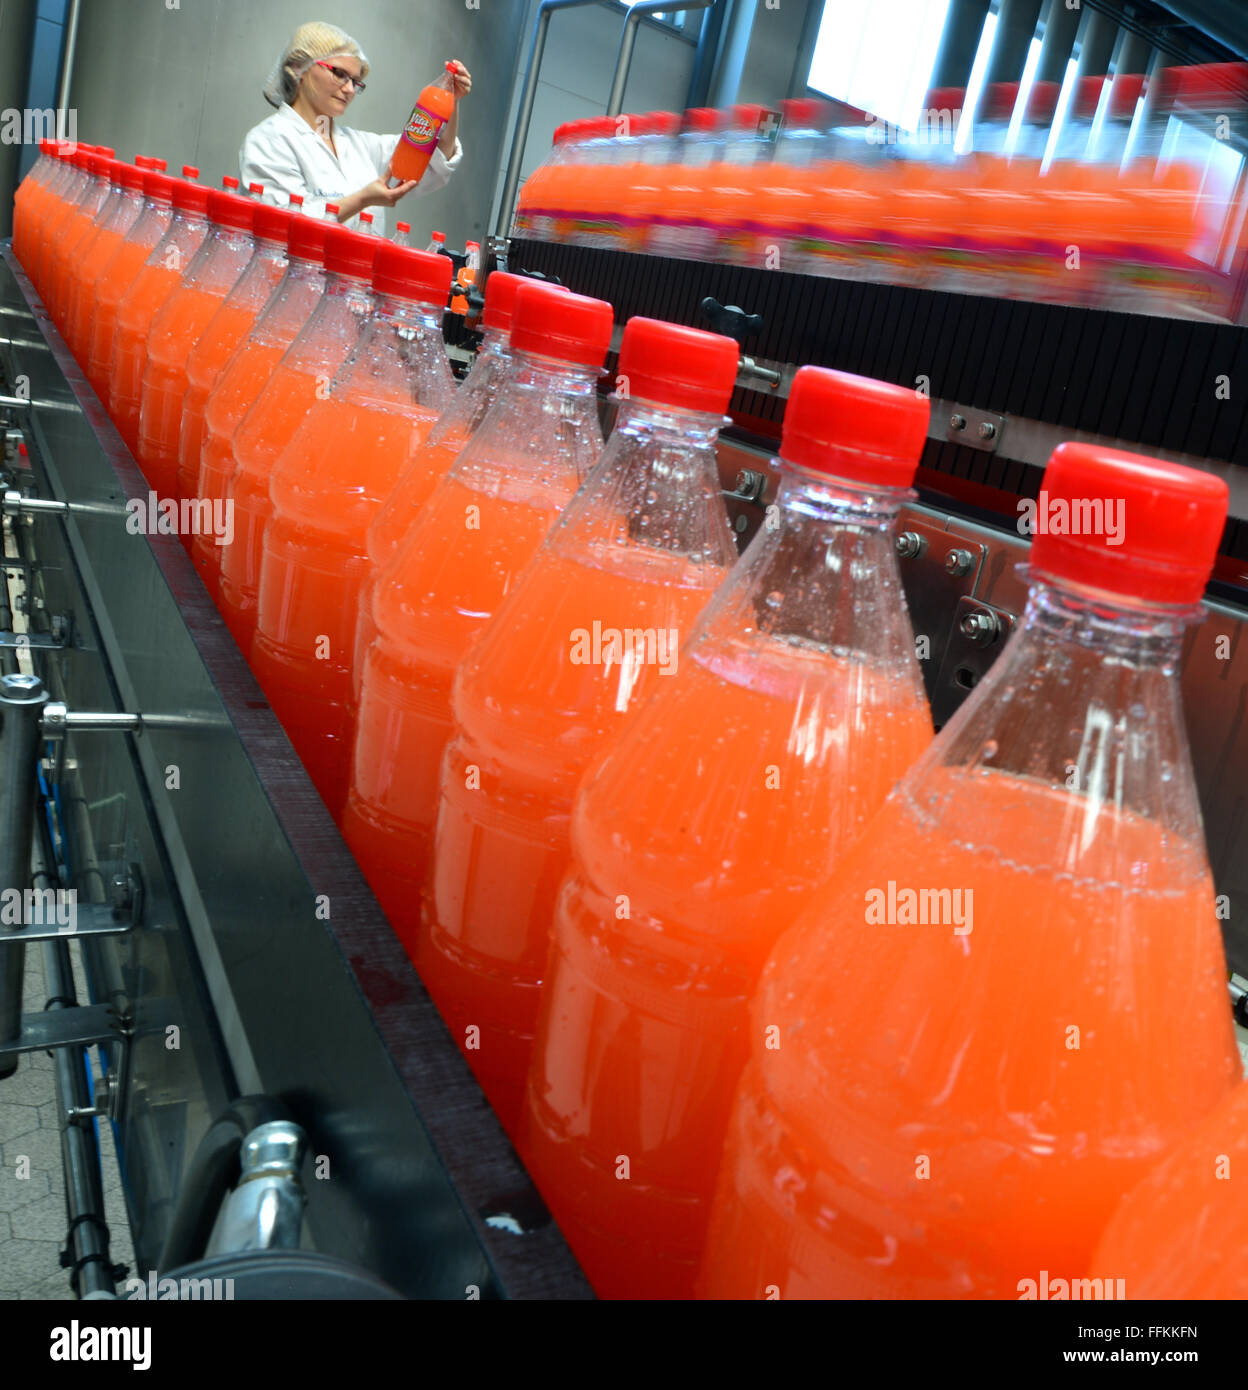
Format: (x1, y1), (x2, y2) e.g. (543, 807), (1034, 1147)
(607, 0), (715, 118)
(0, 671), (46, 1076)
(207, 1120), (308, 1256)
(55, 0), (82, 142)
(494, 0), (604, 240)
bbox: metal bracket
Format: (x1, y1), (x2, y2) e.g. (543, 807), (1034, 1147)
(0, 612), (70, 650)
(945, 405), (1006, 452)
(930, 597), (1016, 726)
(0, 1002), (123, 1058)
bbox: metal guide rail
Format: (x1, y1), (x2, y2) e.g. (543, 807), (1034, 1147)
(0, 244), (591, 1300)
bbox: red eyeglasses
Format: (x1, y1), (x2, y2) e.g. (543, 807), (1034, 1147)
(314, 61), (365, 93)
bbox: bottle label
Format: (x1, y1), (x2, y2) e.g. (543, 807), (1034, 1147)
(401, 101), (446, 156)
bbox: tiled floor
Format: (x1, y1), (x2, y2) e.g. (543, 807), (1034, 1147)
(0, 944), (135, 1301)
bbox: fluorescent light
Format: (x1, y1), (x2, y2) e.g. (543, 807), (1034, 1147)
(1004, 37), (1043, 158)
(954, 10), (998, 154)
(1040, 56), (1080, 173)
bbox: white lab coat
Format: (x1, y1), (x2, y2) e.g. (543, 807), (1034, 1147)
(239, 102), (462, 237)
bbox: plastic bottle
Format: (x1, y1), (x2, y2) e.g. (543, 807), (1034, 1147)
(450, 239), (479, 314)
(1089, 1081), (1248, 1299)
(11, 138), (57, 268)
(353, 269), (529, 697)
(32, 146), (91, 292)
(700, 442), (1242, 1300)
(217, 226), (376, 653)
(175, 202), (291, 507)
(190, 215), (329, 599)
(86, 171), (175, 403)
(47, 153), (113, 327)
(513, 123), (576, 240)
(247, 181), (265, 198)
(425, 230), (446, 254)
(109, 176), (211, 454)
(393, 221), (411, 246)
(66, 160), (145, 361)
(392, 63), (458, 184)
(137, 189), (258, 492)
(342, 282), (613, 950)
(647, 109), (724, 260)
(250, 245), (454, 815)
(425, 316), (740, 1138)
(523, 367), (933, 1299)
(222, 175), (240, 191)
(359, 211), (375, 235)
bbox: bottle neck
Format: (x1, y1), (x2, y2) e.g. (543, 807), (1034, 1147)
(371, 293), (444, 335)
(508, 347), (601, 397)
(773, 459), (910, 529)
(612, 397), (725, 448)
(1018, 577), (1191, 664)
(477, 326), (509, 358)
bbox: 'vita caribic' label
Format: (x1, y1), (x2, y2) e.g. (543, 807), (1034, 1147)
(402, 102), (445, 155)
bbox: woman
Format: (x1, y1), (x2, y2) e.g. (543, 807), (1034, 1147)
(240, 21), (470, 236)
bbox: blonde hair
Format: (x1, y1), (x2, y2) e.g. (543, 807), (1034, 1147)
(263, 22), (370, 108)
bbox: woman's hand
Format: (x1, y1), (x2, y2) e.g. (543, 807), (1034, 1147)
(447, 60), (471, 98)
(336, 169), (418, 222)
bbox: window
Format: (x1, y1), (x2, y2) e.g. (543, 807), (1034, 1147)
(807, 0), (952, 131)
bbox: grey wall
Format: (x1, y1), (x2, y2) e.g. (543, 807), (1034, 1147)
(736, 0), (817, 105)
(0, 0), (39, 239)
(63, 0), (529, 248)
(490, 0), (701, 231)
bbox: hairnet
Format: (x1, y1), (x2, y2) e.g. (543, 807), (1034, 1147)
(263, 21), (370, 108)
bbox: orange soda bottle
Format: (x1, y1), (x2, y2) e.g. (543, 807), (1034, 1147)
(523, 366), (934, 1299)
(137, 190), (259, 493)
(30, 144), (91, 293)
(109, 175), (211, 455)
(85, 169), (174, 401)
(342, 282), (613, 951)
(424, 315), (740, 1139)
(250, 244), (454, 815)
(391, 63), (458, 184)
(1090, 1080), (1248, 1298)
(700, 443), (1242, 1299)
(217, 226), (377, 654)
(11, 139), (59, 270)
(46, 152), (113, 328)
(66, 161), (147, 364)
(190, 214), (329, 599)
(175, 202), (292, 508)
(353, 269), (530, 706)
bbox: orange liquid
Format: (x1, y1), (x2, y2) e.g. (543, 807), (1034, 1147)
(32, 185), (79, 292)
(87, 241), (148, 399)
(191, 340), (285, 599)
(67, 225), (124, 364)
(250, 399), (439, 815)
(217, 364), (322, 654)
(1090, 1083), (1248, 1299)
(426, 546), (728, 1139)
(353, 432), (467, 696)
(699, 768), (1241, 1299)
(109, 264), (180, 454)
(49, 205), (96, 326)
(177, 302), (260, 506)
(344, 472), (576, 947)
(523, 644), (933, 1299)
(137, 284), (224, 493)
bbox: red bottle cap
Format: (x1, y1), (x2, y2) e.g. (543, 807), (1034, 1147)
(96, 146), (115, 159)
(480, 271), (530, 333)
(1028, 443), (1228, 607)
(119, 164), (145, 192)
(396, 220), (411, 234)
(143, 172), (175, 202)
(134, 155), (167, 172)
(617, 317), (739, 415)
(248, 181), (264, 195)
(510, 282), (613, 366)
(287, 213), (329, 263)
(323, 225), (377, 278)
(87, 154), (110, 177)
(171, 178), (210, 214)
(206, 188), (254, 231)
(371, 243), (453, 304)
(683, 107), (720, 134)
(182, 164), (199, 180)
(780, 97), (826, 127)
(289, 193), (304, 208)
(648, 111), (680, 137)
(253, 203), (292, 244)
(222, 175), (240, 190)
(780, 366), (929, 488)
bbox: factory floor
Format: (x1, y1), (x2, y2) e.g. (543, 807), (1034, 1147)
(0, 951), (1246, 1300)
(0, 943), (134, 1300)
